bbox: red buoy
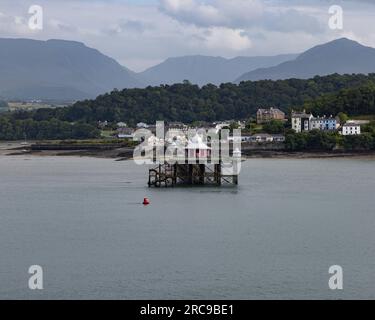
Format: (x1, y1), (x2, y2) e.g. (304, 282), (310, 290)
(143, 197), (150, 205)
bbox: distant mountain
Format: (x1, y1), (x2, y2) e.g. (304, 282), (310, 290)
(236, 38), (375, 82)
(140, 54), (298, 86)
(3, 37), (375, 102)
(0, 38), (143, 101)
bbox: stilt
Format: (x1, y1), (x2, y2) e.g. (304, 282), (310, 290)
(199, 164), (205, 185)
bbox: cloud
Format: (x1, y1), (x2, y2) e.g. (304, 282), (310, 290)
(105, 19), (151, 35)
(159, 0), (322, 34)
(263, 9), (325, 34)
(159, 0), (263, 28)
(0, 0), (374, 71)
(200, 27), (252, 50)
(49, 19), (77, 33)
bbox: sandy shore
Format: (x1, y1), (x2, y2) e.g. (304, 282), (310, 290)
(1, 141), (375, 160)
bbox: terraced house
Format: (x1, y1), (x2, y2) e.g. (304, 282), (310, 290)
(310, 116), (338, 131)
(291, 110), (313, 133)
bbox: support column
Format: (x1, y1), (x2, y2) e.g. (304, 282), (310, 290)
(199, 164), (205, 185)
(173, 163), (177, 186)
(188, 164), (193, 185)
(215, 164), (221, 186)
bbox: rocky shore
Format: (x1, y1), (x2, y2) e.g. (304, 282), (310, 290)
(2, 141), (375, 160)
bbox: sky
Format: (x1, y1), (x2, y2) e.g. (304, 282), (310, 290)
(0, 0), (375, 72)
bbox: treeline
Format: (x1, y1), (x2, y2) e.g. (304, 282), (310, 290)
(1, 74), (375, 140)
(285, 124), (375, 152)
(0, 117), (99, 140)
(47, 74), (375, 124)
(304, 83), (375, 116)
(0, 100), (8, 111)
(6, 74), (375, 125)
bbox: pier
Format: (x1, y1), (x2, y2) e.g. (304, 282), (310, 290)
(147, 132), (240, 188)
(148, 163), (238, 187)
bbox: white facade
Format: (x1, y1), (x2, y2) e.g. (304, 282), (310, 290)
(137, 122), (149, 128)
(117, 122), (127, 128)
(291, 113), (312, 133)
(292, 117), (301, 132)
(342, 123), (361, 136)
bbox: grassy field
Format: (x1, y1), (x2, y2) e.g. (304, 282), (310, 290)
(251, 123), (264, 133)
(100, 130), (116, 138)
(7, 102), (69, 111)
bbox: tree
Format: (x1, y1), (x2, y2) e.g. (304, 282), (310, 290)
(263, 120), (285, 134)
(285, 133), (308, 151)
(2, 73), (375, 140)
(306, 130), (338, 150)
(342, 133), (374, 151)
(286, 131), (339, 151)
(229, 122), (239, 132)
(337, 112), (349, 124)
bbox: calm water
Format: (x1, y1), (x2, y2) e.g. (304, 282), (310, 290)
(0, 155), (375, 299)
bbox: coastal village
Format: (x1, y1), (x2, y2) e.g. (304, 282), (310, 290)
(12, 104), (372, 162)
(100, 107), (367, 146)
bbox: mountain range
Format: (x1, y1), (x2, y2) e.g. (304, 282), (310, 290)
(139, 54), (297, 86)
(236, 38), (375, 82)
(1, 37), (375, 101)
(0, 38), (141, 101)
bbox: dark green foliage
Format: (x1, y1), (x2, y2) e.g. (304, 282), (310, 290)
(342, 133), (374, 151)
(285, 133), (308, 151)
(362, 121), (375, 134)
(0, 117), (99, 140)
(285, 131), (338, 151)
(65, 74), (375, 124)
(14, 74), (375, 125)
(1, 73), (375, 140)
(263, 120), (285, 134)
(304, 83), (375, 116)
(286, 131), (375, 151)
(306, 130), (338, 150)
(337, 112), (349, 124)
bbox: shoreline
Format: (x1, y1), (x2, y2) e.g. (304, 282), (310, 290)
(2, 141), (375, 160)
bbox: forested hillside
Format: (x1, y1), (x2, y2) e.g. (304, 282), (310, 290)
(22, 74), (375, 125)
(1, 74), (375, 140)
(304, 83), (375, 115)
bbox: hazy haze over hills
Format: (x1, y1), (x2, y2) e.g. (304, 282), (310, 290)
(0, 38), (298, 101)
(139, 54), (298, 86)
(0, 38), (142, 101)
(236, 38), (375, 82)
(1, 37), (375, 101)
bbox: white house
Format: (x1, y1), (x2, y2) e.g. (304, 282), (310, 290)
(342, 122), (361, 136)
(309, 115), (337, 131)
(116, 122), (127, 128)
(137, 122), (149, 128)
(250, 133), (274, 143)
(291, 110), (313, 133)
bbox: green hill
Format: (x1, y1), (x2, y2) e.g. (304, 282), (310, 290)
(2, 74), (375, 140)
